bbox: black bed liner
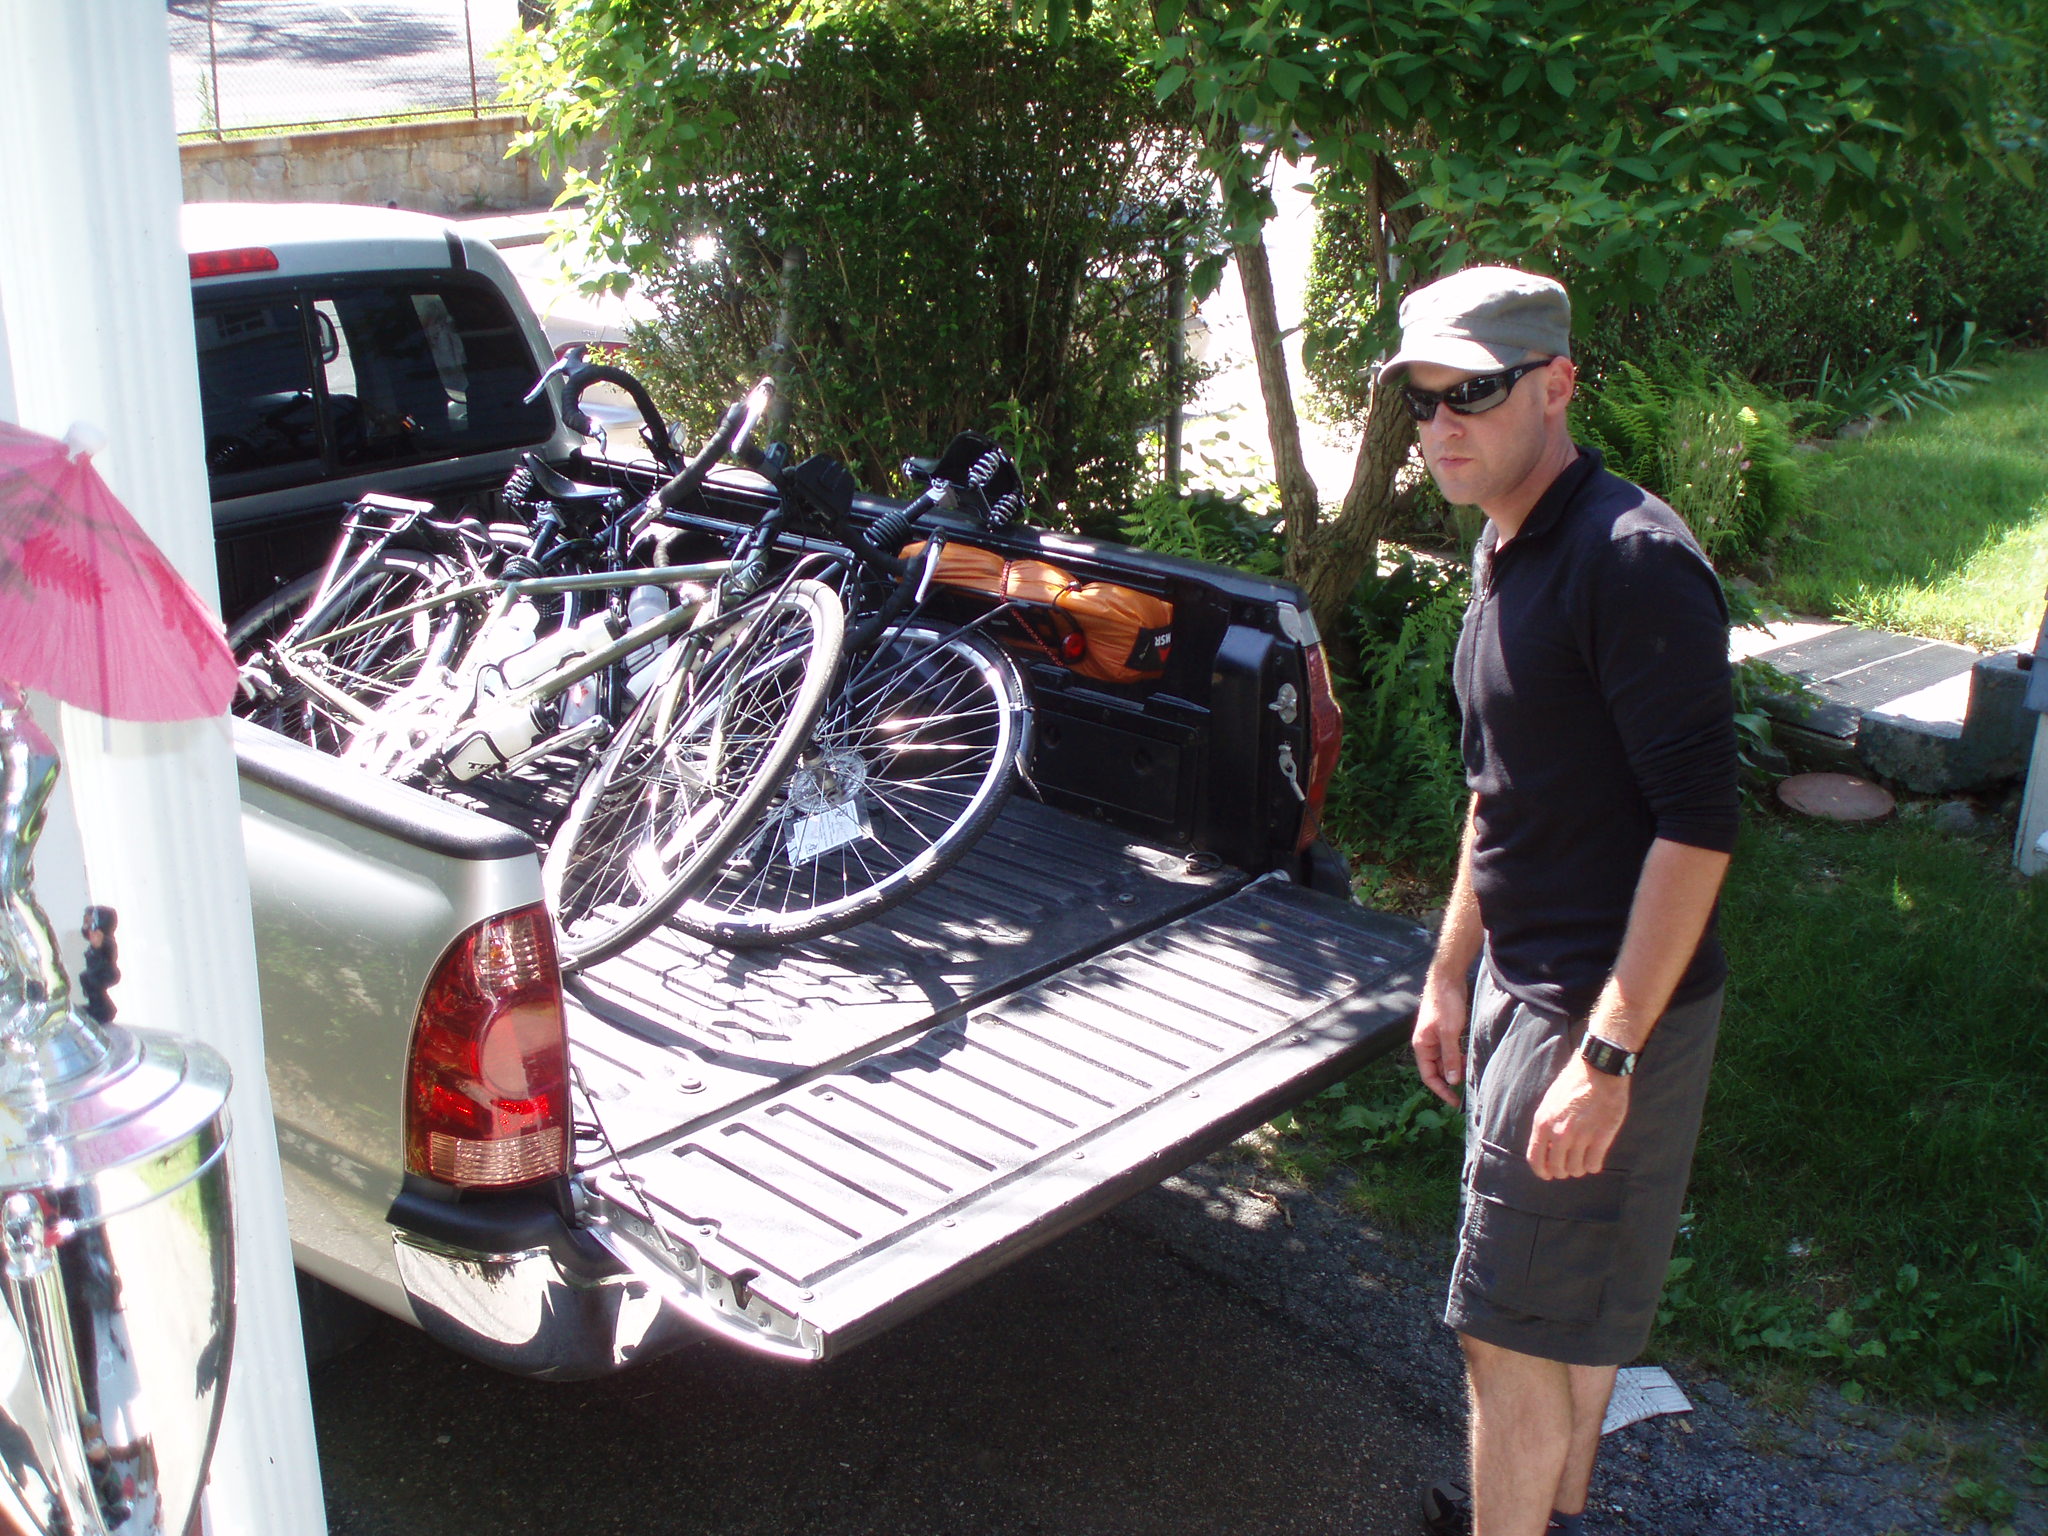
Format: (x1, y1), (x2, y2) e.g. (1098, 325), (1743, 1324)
(564, 797), (1430, 1359)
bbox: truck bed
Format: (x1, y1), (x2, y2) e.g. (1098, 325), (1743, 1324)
(562, 797), (1430, 1359)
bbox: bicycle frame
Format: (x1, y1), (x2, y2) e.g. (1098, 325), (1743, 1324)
(265, 561), (736, 771)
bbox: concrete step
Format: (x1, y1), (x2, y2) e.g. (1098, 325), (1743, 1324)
(1733, 620), (2035, 793)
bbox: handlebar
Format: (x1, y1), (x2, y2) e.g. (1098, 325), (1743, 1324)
(641, 377), (775, 526)
(526, 345), (675, 465)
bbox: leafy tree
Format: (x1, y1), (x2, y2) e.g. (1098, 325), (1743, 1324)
(1147, 0), (2021, 631)
(503, 2), (1205, 520)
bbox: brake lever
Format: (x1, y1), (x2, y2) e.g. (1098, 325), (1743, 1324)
(523, 345), (585, 406)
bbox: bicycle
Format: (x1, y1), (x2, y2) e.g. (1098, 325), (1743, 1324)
(235, 380), (847, 969)
(647, 433), (1035, 948)
(493, 357), (1036, 950)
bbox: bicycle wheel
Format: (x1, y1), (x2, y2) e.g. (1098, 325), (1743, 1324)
(541, 577), (845, 971)
(666, 623), (1030, 948)
(230, 551), (478, 755)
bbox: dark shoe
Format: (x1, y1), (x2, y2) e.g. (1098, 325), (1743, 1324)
(1420, 1478), (1471, 1536)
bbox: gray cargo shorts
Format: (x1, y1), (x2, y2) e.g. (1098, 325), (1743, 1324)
(1445, 961), (1722, 1366)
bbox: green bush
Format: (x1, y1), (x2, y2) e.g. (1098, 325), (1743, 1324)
(1304, 166), (2048, 454)
(606, 20), (1212, 534)
(1569, 361), (1805, 566)
(1583, 172), (2048, 390)
(1322, 554), (1471, 885)
(1300, 189), (1389, 431)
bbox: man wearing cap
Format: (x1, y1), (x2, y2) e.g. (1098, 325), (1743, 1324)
(1387, 268), (1738, 1536)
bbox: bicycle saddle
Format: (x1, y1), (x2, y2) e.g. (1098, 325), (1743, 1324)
(519, 453), (623, 513)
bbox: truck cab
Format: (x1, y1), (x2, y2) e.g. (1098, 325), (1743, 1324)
(185, 202), (578, 619)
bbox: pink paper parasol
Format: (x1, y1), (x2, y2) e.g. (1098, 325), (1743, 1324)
(0, 418), (235, 722)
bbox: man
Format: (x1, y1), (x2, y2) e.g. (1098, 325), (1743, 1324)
(1384, 268), (1739, 1536)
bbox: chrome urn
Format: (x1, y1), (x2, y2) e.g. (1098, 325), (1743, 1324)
(0, 686), (234, 1536)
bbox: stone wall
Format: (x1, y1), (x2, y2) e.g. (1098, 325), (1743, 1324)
(180, 114), (594, 215)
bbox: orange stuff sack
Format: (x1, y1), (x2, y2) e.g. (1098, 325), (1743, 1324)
(1002, 558), (1075, 607)
(901, 541), (1174, 686)
(1050, 577), (1174, 684)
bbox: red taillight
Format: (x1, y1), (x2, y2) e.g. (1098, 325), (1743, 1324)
(188, 247), (280, 279)
(404, 904), (568, 1189)
(1296, 642), (1345, 852)
(1058, 631), (1088, 662)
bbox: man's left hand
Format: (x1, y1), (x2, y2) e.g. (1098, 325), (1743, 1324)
(1525, 1055), (1630, 1180)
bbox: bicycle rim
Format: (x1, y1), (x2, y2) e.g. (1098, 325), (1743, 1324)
(231, 551), (475, 755)
(541, 577), (845, 970)
(666, 623), (1029, 948)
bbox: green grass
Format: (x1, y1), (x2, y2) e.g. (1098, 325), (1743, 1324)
(1770, 351), (2048, 649)
(1668, 812), (2048, 1410)
(1272, 811), (2048, 1413)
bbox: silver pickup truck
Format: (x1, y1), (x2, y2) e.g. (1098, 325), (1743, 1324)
(192, 202), (1432, 1380)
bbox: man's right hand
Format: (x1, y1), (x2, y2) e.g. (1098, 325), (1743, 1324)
(1411, 972), (1469, 1107)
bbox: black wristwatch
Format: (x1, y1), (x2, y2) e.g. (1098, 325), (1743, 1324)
(1580, 1032), (1638, 1077)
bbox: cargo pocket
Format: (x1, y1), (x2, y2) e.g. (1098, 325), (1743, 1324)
(1463, 1139), (1629, 1326)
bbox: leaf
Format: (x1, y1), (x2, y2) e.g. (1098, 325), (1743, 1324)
(1839, 139), (1878, 178)
(1267, 57), (1314, 101)
(1755, 93), (1787, 123)
(1636, 243), (1671, 289)
(1376, 77), (1407, 115)
(1729, 255), (1757, 313)
(1153, 64), (1188, 102)
(1502, 57), (1534, 95)
(1545, 57), (1575, 96)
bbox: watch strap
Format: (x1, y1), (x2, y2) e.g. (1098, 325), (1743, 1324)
(1580, 1032), (1638, 1077)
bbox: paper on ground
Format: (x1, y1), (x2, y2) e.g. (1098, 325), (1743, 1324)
(1601, 1366), (1692, 1435)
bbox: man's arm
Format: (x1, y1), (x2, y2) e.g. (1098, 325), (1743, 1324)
(1523, 836), (1730, 1179)
(1413, 794), (1484, 1107)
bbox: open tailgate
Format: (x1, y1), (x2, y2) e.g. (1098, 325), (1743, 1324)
(575, 872), (1429, 1360)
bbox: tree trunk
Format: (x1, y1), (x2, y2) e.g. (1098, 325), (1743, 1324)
(1293, 379), (1415, 637)
(1231, 178), (1418, 646)
(1232, 233), (1321, 559)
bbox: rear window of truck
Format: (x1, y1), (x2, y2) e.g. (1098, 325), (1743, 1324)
(195, 271), (551, 499)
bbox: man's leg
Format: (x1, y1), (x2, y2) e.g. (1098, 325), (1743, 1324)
(1461, 1333), (1571, 1536)
(1552, 1364), (1617, 1516)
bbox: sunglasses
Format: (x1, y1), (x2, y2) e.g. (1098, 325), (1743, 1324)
(1401, 359), (1554, 423)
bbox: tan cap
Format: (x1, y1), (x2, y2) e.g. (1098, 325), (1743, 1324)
(1378, 266), (1572, 383)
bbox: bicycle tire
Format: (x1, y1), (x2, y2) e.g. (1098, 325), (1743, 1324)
(665, 623), (1030, 948)
(541, 577), (845, 971)
(230, 550), (478, 755)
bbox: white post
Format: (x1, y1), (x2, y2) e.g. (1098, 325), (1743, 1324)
(2017, 715), (2048, 877)
(0, 4), (327, 1534)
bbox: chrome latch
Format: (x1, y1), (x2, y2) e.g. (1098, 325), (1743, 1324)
(581, 1186), (824, 1361)
(1276, 744), (1306, 801)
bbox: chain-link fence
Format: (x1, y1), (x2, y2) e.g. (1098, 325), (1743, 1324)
(168, 1), (530, 139)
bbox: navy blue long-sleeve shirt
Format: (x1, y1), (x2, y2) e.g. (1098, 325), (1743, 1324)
(1451, 447), (1739, 1019)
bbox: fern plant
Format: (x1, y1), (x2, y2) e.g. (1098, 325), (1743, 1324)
(1119, 485), (1283, 574)
(1571, 362), (1804, 567)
